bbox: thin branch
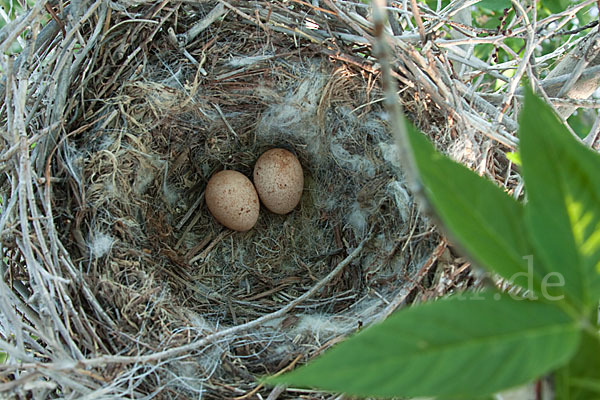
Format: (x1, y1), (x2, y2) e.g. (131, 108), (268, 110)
(409, 0), (426, 43)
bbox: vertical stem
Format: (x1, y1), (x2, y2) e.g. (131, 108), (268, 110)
(371, 0), (425, 204)
(409, 0), (426, 43)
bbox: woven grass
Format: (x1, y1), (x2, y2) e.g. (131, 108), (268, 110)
(0, 0), (594, 398)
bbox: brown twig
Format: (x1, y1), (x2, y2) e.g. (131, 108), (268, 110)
(45, 3), (66, 37)
(409, 0), (427, 43)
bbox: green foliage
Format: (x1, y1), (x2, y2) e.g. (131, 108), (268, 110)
(473, 43), (494, 62)
(555, 330), (600, 399)
(568, 111), (595, 140)
(270, 293), (579, 398)
(542, 0), (573, 15)
(0, 0), (28, 54)
(506, 151), (521, 166)
(520, 90), (600, 310)
(477, 0), (511, 12)
(0, 0), (21, 20)
(268, 93), (600, 398)
(425, 0), (451, 11)
(407, 120), (542, 295)
(0, 0), (34, 25)
(473, 8), (508, 30)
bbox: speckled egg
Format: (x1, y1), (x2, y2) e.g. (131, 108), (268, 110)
(205, 170), (260, 231)
(253, 148), (304, 214)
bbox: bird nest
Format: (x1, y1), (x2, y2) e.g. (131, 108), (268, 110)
(0, 0), (527, 398)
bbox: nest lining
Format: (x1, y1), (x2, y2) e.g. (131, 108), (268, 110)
(0, 1), (515, 398)
(73, 56), (439, 390)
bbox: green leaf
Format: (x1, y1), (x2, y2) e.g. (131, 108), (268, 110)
(406, 122), (542, 293)
(477, 0), (511, 11)
(554, 330), (600, 400)
(425, 0), (451, 11)
(520, 90), (600, 309)
(567, 111), (594, 140)
(506, 151), (521, 166)
(542, 0), (572, 14)
(270, 292), (580, 398)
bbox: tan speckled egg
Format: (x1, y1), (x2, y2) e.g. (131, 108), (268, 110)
(205, 170), (260, 232)
(253, 148), (304, 214)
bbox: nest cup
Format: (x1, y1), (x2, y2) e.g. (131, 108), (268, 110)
(0, 1), (476, 398)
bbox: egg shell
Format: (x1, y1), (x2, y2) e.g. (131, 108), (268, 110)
(253, 148), (304, 214)
(205, 170), (260, 232)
